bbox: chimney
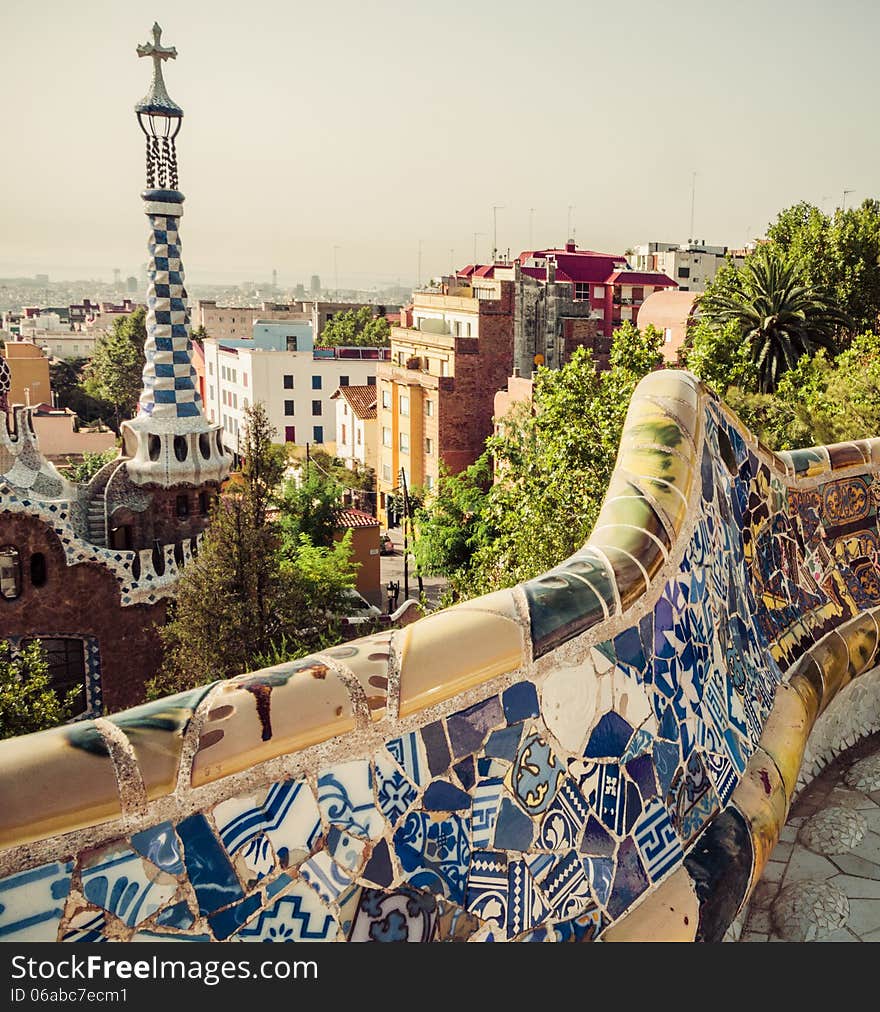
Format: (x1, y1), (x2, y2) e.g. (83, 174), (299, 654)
(513, 366), (521, 378)
(547, 256), (557, 285)
(565, 240), (576, 253)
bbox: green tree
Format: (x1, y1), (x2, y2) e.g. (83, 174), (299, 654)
(683, 319), (757, 394)
(700, 245), (846, 393)
(50, 357), (113, 426)
(319, 306), (390, 347)
(82, 307), (147, 431)
(277, 466), (344, 549)
(0, 639), (77, 739)
(64, 448), (119, 484)
(148, 403), (357, 698)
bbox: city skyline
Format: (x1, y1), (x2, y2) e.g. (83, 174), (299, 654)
(2, 0), (878, 286)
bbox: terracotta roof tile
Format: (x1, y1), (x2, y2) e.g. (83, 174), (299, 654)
(331, 384), (377, 419)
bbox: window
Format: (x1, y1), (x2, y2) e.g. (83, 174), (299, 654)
(593, 285), (605, 298)
(30, 552), (47, 587)
(285, 425), (296, 443)
(312, 375), (322, 390)
(0, 546), (21, 600)
(208, 361), (214, 375)
(341, 424), (347, 445)
(382, 426), (392, 447)
(22, 638), (86, 714)
(382, 464), (392, 482)
(357, 427), (362, 445)
(313, 425), (324, 443)
(340, 375), (349, 386)
(367, 376), (376, 387)
(176, 494), (190, 518)
(221, 365), (226, 380)
(283, 375), (294, 389)
(425, 437), (433, 455)
(574, 283), (590, 301)
(232, 393), (238, 409)
(343, 404), (348, 416)
(382, 390), (391, 409)
(441, 360), (450, 377)
(286, 336), (298, 351)
(425, 399), (434, 417)
(209, 385), (214, 401)
(425, 474), (435, 491)
(199, 492), (210, 514)
(312, 400), (322, 416)
(399, 432), (410, 454)
(399, 394), (410, 416)
(284, 400), (294, 416)
(243, 373), (248, 388)
(678, 267), (690, 279)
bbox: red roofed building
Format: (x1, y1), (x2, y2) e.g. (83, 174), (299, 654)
(334, 507), (381, 607)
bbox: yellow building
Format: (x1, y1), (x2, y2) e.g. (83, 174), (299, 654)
(3, 342), (52, 407)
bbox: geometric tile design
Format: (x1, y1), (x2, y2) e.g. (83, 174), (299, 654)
(234, 882), (338, 942)
(633, 799), (683, 882)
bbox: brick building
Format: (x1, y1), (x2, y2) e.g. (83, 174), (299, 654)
(375, 278), (514, 524)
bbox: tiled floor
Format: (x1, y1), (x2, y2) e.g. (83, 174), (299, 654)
(740, 731), (880, 942)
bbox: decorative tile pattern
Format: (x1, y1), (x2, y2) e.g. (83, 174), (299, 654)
(349, 886), (438, 942)
(80, 843), (177, 928)
(318, 760), (385, 840)
(0, 861), (72, 941)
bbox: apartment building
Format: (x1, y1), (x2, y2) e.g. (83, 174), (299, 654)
(332, 384), (378, 474)
(629, 240), (747, 292)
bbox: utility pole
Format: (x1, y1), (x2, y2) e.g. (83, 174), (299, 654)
(305, 441), (310, 479)
(399, 467), (410, 600)
(843, 189), (854, 212)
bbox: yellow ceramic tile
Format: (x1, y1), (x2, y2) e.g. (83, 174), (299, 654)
(617, 444), (694, 502)
(191, 659), (355, 788)
(620, 406), (695, 456)
(109, 686), (215, 801)
(730, 748), (788, 887)
(841, 611), (879, 676)
(397, 606), (524, 718)
(810, 631), (852, 713)
(868, 438), (880, 467)
(456, 587), (523, 624)
(601, 867), (698, 942)
(635, 368), (701, 413)
(590, 525), (666, 582)
(757, 684), (810, 802)
(0, 722), (121, 849)
(594, 492), (672, 551)
(623, 471), (690, 537)
(591, 543), (650, 611)
(321, 631), (394, 721)
(788, 655), (824, 726)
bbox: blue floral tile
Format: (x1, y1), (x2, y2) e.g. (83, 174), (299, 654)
(361, 838), (394, 888)
(394, 811), (470, 904)
(61, 909), (108, 943)
(423, 779), (471, 812)
(386, 731), (429, 787)
(583, 711), (634, 759)
(420, 721), (451, 778)
(373, 751), (417, 826)
(606, 838), (649, 920)
(130, 822), (183, 875)
(502, 682), (539, 723)
(471, 777), (504, 849)
(492, 797), (534, 851)
(466, 850), (508, 929)
(299, 849), (353, 904)
(633, 799), (683, 882)
(237, 835), (274, 882)
(484, 724), (523, 761)
(326, 826), (368, 874)
(667, 751), (720, 845)
(446, 696), (504, 759)
(506, 732), (565, 816)
(318, 759), (384, 840)
(506, 859), (550, 939)
(349, 886), (437, 942)
(541, 851), (594, 920)
(232, 883), (334, 941)
(621, 728), (653, 763)
(176, 813), (244, 915)
(576, 762), (641, 837)
(537, 777), (589, 850)
(216, 779), (321, 867)
(80, 843), (178, 928)
(0, 860), (72, 941)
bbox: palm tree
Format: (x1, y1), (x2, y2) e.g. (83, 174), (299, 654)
(701, 247), (848, 393)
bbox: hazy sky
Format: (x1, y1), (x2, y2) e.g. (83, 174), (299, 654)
(2, 0), (878, 287)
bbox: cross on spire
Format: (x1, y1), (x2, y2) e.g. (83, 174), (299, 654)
(135, 22), (182, 116)
(137, 22), (176, 72)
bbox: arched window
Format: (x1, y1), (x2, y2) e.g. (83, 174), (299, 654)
(176, 495), (190, 518)
(29, 552), (47, 588)
(0, 546), (21, 599)
(22, 637), (86, 715)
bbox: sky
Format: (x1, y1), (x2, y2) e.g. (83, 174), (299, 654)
(2, 0), (879, 288)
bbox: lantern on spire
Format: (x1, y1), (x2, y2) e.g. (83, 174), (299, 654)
(135, 22), (183, 190)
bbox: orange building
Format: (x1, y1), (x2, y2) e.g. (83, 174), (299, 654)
(3, 342), (51, 407)
(335, 507), (381, 607)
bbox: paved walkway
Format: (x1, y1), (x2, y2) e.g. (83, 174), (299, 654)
(379, 526), (449, 612)
(740, 730), (880, 942)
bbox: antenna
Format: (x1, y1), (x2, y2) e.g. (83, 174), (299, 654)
(689, 171), (697, 242)
(492, 206), (504, 261)
(842, 189), (854, 212)
(567, 205), (574, 241)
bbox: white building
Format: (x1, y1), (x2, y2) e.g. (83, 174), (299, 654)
(202, 320), (387, 456)
(629, 241), (747, 292)
(331, 385), (378, 474)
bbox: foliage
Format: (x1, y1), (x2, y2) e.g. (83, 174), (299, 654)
(50, 357), (113, 426)
(82, 307), (147, 431)
(682, 319), (756, 394)
(699, 245), (846, 393)
(319, 306), (390, 347)
(0, 639), (77, 740)
(414, 323), (664, 598)
(277, 466), (344, 549)
(64, 448), (118, 484)
(147, 403), (357, 698)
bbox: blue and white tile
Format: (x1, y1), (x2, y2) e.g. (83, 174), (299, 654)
(471, 777), (504, 849)
(217, 778), (321, 863)
(373, 750), (418, 826)
(234, 881), (338, 942)
(299, 849), (353, 905)
(633, 799), (683, 882)
(540, 851), (594, 920)
(130, 822), (184, 875)
(80, 844), (177, 928)
(537, 777), (589, 851)
(704, 750), (738, 804)
(326, 825), (368, 875)
(349, 886), (438, 942)
(394, 811), (471, 905)
(385, 731), (429, 787)
(583, 857), (614, 907)
(0, 860), (72, 941)
(318, 760), (384, 840)
(505, 732), (566, 816)
(61, 908), (108, 943)
(465, 851), (508, 930)
(507, 859), (550, 939)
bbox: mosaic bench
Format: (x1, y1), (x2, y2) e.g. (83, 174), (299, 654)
(2, 368), (880, 943)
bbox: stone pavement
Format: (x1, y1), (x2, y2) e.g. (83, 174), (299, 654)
(740, 730), (880, 942)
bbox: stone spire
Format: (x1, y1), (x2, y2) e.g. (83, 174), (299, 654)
(121, 24), (230, 487)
